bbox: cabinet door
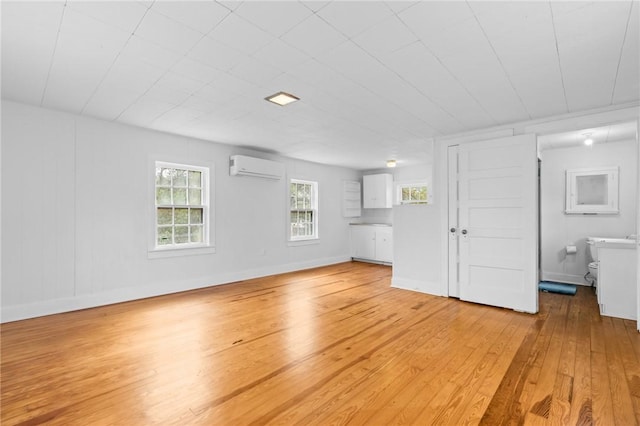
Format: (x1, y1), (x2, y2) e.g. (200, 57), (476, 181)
(375, 228), (393, 263)
(363, 174), (393, 208)
(350, 226), (376, 259)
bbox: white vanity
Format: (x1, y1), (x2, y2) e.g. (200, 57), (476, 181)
(595, 238), (637, 320)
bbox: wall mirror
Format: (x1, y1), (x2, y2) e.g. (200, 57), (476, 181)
(565, 167), (619, 214)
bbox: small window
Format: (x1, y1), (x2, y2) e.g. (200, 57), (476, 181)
(289, 179), (318, 241)
(398, 183), (428, 205)
(155, 162), (209, 248)
(565, 167), (619, 214)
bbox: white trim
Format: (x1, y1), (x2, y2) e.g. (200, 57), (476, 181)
(288, 178), (319, 242)
(1, 256), (352, 323)
(148, 246), (216, 259)
(636, 119), (640, 332)
(396, 181), (429, 205)
(541, 272), (588, 286)
(391, 277), (447, 297)
(148, 156), (215, 256)
(287, 238), (320, 247)
(565, 167), (619, 214)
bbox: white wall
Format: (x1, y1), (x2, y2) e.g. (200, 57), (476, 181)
(540, 140), (638, 285)
(1, 101), (359, 321)
(391, 203), (443, 295)
(389, 163), (444, 295)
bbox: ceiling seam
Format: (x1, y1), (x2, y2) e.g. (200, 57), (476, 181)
(40, 1), (67, 107)
(469, 3), (532, 121)
(609, 1), (634, 105)
(549, 3), (569, 114)
(114, 5), (234, 124)
(79, 1), (156, 115)
(312, 10), (459, 135)
(396, 3), (500, 128)
(284, 13), (443, 136)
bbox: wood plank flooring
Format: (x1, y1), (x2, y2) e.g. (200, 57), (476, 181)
(1, 261), (639, 425)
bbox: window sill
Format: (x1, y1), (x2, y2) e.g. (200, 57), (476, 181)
(148, 245), (216, 259)
(287, 238), (320, 247)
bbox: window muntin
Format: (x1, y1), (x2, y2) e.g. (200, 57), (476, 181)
(398, 183), (428, 204)
(155, 163), (208, 248)
(289, 180), (318, 240)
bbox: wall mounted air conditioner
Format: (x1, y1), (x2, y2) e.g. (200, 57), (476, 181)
(229, 155), (284, 180)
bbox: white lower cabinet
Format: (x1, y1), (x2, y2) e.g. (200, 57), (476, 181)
(350, 225), (393, 264)
(597, 245), (637, 320)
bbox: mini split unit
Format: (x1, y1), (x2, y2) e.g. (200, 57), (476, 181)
(229, 155), (284, 180)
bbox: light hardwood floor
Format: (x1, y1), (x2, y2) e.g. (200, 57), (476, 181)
(2, 262), (639, 425)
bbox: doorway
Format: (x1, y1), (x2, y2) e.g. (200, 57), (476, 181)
(447, 134), (538, 313)
(537, 121), (639, 324)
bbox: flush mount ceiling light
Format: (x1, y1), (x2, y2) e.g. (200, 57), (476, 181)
(583, 133), (594, 146)
(386, 159), (397, 168)
(265, 91), (299, 106)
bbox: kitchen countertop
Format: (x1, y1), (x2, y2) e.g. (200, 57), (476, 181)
(349, 223), (392, 227)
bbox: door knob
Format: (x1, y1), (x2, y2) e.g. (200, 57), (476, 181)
(450, 227), (456, 233)
(461, 229), (468, 235)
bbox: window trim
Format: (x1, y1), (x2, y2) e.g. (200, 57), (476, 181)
(396, 182), (429, 205)
(148, 158), (215, 258)
(288, 178), (319, 242)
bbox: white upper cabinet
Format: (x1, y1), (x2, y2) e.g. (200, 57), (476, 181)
(363, 173), (393, 208)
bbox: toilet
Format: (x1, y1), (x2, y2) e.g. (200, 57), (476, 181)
(586, 237), (601, 284)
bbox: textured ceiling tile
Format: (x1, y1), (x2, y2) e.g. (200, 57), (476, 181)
(2, 1), (638, 170)
(120, 35), (181, 69)
(281, 14), (348, 57)
(67, 1), (149, 33)
(43, 8), (131, 113)
(555, 3), (630, 111)
(188, 36), (244, 72)
(612, 2), (639, 104)
(228, 57), (283, 86)
(83, 83), (144, 121)
(1, 1), (64, 104)
(317, 1), (394, 38)
(252, 38), (311, 72)
(151, 1), (229, 34)
(398, 1), (475, 41)
(134, 8), (203, 55)
(207, 13), (274, 55)
(353, 15), (418, 57)
(234, 1), (313, 37)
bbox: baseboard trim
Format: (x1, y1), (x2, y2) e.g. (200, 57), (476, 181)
(541, 271), (589, 286)
(1, 256), (351, 323)
(391, 277), (447, 297)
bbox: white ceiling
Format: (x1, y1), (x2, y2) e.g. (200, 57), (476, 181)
(538, 120), (638, 151)
(2, 1), (639, 169)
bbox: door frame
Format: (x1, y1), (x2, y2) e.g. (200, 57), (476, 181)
(437, 105), (638, 326)
(525, 112), (639, 330)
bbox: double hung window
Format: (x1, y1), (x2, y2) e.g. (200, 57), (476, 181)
(289, 179), (318, 241)
(155, 162), (209, 248)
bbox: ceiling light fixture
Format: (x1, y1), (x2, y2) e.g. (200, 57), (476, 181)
(583, 133), (594, 146)
(386, 159), (397, 168)
(265, 91), (300, 106)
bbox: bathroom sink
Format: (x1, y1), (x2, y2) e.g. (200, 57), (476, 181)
(592, 237), (637, 247)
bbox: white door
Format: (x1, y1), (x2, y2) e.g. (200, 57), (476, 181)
(375, 228), (393, 263)
(458, 134), (538, 313)
(448, 145), (460, 297)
